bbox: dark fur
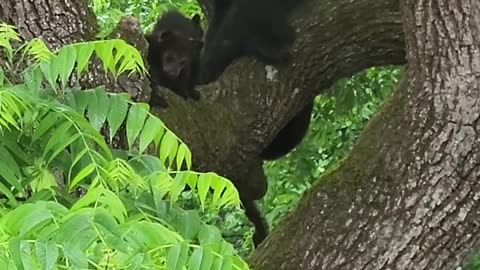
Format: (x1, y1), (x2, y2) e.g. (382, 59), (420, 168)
(242, 198), (269, 247)
(235, 160), (270, 248)
(145, 11), (204, 106)
(260, 101), (314, 160)
(243, 102), (312, 247)
(199, 0), (299, 83)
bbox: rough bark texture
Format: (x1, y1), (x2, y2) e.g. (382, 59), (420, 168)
(250, 0), (480, 269)
(4, 0), (476, 268)
(0, 0), (99, 51)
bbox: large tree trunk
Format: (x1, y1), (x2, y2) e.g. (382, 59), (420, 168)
(3, 0), (478, 268)
(251, 0), (480, 269)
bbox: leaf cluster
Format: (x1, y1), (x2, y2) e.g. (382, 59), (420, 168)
(0, 23), (249, 270)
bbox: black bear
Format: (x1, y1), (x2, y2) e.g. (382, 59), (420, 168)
(145, 11), (204, 106)
(260, 101), (314, 160)
(199, 0), (300, 83)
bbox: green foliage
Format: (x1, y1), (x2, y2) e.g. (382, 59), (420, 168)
(465, 252), (480, 270)
(0, 24), (248, 269)
(0, 23), (21, 62)
(90, 0), (203, 38)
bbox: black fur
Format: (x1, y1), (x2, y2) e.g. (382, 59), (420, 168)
(242, 198), (269, 247)
(260, 101), (314, 160)
(242, 102), (312, 247)
(145, 11), (204, 106)
(199, 0), (299, 83)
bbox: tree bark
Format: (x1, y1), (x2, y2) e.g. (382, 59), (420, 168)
(11, 0), (480, 269)
(250, 0), (480, 269)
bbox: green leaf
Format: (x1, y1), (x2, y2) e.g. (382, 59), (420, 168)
(42, 120), (72, 160)
(0, 144), (21, 177)
(126, 103), (148, 150)
(199, 247), (214, 270)
(40, 59), (58, 90)
(166, 242), (188, 270)
(188, 247), (204, 270)
(219, 182), (240, 208)
(198, 224), (222, 246)
(174, 210), (201, 240)
(75, 42), (95, 77)
(0, 159), (23, 192)
(197, 173), (212, 211)
(139, 115), (163, 154)
(1, 202), (53, 237)
(70, 162), (96, 189)
(68, 147), (89, 181)
(8, 237), (24, 270)
(94, 40), (115, 75)
(71, 90), (91, 115)
(176, 143), (191, 170)
(56, 45), (77, 89)
(24, 67), (43, 92)
(87, 87), (110, 131)
(107, 93), (129, 142)
(35, 240), (58, 270)
(71, 186), (101, 210)
(159, 131), (178, 166)
(56, 212), (94, 268)
(47, 133), (80, 164)
(31, 111), (59, 143)
(170, 173), (186, 203)
(211, 256), (233, 270)
(99, 189), (127, 223)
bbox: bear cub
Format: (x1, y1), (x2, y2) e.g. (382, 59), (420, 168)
(145, 11), (204, 106)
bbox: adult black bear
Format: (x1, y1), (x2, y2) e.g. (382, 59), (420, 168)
(145, 11), (204, 106)
(199, 0), (299, 83)
(260, 101), (314, 160)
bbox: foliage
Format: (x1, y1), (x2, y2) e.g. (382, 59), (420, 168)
(465, 252), (480, 270)
(90, 0), (203, 38)
(0, 23), (248, 269)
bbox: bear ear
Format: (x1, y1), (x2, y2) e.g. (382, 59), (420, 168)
(191, 14), (201, 25)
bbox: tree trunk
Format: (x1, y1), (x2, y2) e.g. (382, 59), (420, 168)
(4, 0), (476, 268)
(250, 0), (480, 269)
